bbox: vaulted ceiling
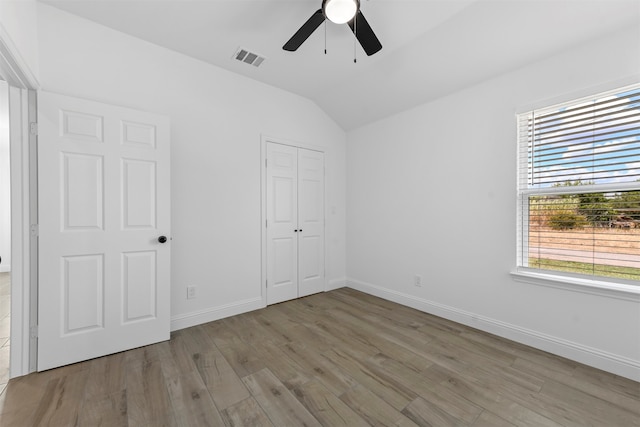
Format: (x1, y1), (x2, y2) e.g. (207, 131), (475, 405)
(40, 0), (640, 130)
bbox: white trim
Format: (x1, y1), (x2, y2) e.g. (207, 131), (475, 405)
(261, 133), (325, 154)
(8, 86), (30, 378)
(26, 89), (37, 373)
(260, 137), (267, 307)
(0, 24), (39, 90)
(326, 277), (346, 291)
(0, 23), (38, 378)
(511, 270), (640, 302)
(170, 297), (264, 331)
(346, 277), (640, 382)
(0, 265), (10, 273)
(520, 181), (640, 197)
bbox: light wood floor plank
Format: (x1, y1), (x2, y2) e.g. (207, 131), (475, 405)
(372, 356), (483, 425)
(77, 390), (128, 427)
(221, 313), (272, 346)
(157, 330), (200, 378)
(0, 375), (49, 424)
(322, 347), (417, 411)
(246, 340), (310, 389)
(125, 345), (177, 427)
(220, 397), (274, 427)
(402, 396), (469, 427)
(162, 371), (225, 427)
(441, 371), (564, 427)
(320, 310), (433, 369)
(1, 288), (637, 427)
(540, 379), (640, 427)
(242, 368), (321, 427)
(84, 351), (127, 399)
(340, 384), (419, 427)
(472, 410), (516, 427)
(31, 369), (90, 427)
(280, 341), (358, 396)
(191, 349), (250, 411)
(572, 364), (640, 400)
(309, 317), (380, 360)
(216, 340), (266, 379)
(291, 379), (370, 427)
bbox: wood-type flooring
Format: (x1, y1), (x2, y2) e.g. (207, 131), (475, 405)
(0, 288), (638, 426)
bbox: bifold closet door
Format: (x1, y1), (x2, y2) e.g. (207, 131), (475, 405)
(266, 143), (299, 305)
(266, 142), (324, 305)
(297, 148), (325, 298)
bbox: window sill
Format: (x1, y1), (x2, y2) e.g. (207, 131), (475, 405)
(510, 269), (640, 302)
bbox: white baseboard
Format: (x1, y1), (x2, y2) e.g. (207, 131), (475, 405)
(346, 278), (640, 382)
(0, 265), (11, 273)
(171, 297), (264, 332)
(326, 277), (347, 291)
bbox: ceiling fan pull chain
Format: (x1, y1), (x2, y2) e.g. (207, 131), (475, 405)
(353, 15), (357, 63)
(324, 20), (327, 54)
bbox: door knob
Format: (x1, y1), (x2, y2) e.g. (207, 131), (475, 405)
(158, 236), (168, 243)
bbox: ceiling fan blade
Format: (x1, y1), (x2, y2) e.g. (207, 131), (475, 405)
(348, 11), (382, 56)
(283, 9), (325, 51)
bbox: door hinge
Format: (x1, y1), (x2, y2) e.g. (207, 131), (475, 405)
(265, 159), (268, 168)
(265, 280), (268, 288)
(30, 122), (38, 136)
(30, 224), (39, 236)
(265, 219), (268, 228)
(30, 325), (38, 339)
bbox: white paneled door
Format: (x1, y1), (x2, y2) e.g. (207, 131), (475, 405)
(266, 142), (324, 305)
(37, 92), (170, 371)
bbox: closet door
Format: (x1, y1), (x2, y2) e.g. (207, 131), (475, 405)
(265, 142), (324, 305)
(266, 143), (299, 305)
(298, 149), (324, 297)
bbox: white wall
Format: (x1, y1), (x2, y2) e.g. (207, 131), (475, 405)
(346, 25), (640, 380)
(0, 80), (9, 272)
(0, 0), (39, 82)
(36, 4), (347, 328)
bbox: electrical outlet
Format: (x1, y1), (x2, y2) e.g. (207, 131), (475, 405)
(187, 286), (197, 299)
(414, 275), (422, 287)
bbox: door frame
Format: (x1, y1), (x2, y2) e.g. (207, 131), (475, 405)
(260, 134), (327, 307)
(0, 26), (39, 378)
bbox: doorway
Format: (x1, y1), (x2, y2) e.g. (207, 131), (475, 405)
(0, 31), (39, 379)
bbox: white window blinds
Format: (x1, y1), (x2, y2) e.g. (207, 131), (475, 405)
(520, 84), (640, 189)
(517, 83), (640, 282)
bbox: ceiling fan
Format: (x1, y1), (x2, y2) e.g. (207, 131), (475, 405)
(283, 0), (382, 56)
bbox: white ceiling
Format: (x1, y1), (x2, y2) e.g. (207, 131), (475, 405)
(40, 0), (640, 130)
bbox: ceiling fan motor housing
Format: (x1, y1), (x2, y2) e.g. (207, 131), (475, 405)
(322, 0), (361, 24)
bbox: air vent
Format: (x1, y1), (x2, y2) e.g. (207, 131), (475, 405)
(233, 48), (266, 68)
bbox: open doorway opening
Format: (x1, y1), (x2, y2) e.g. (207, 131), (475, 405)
(0, 32), (38, 380)
(0, 78), (10, 391)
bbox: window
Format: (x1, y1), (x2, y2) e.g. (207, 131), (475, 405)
(517, 83), (640, 283)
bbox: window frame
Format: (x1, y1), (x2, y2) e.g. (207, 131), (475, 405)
(514, 83), (640, 300)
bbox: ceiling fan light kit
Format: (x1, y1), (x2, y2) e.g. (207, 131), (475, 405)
(283, 0), (382, 57)
(323, 0), (359, 24)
